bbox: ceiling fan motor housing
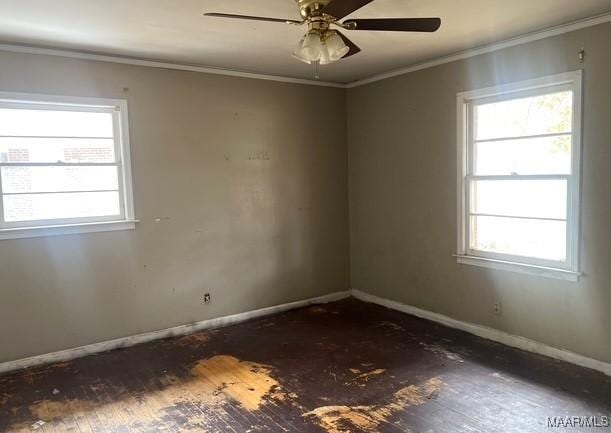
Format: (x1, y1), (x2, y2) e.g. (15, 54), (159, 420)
(296, 0), (333, 19)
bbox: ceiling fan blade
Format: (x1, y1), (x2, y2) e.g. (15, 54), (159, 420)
(204, 13), (301, 24)
(337, 31), (361, 58)
(344, 18), (441, 32)
(322, 0), (375, 20)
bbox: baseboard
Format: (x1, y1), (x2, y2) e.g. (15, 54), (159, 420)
(6, 289), (608, 377)
(0, 290), (351, 375)
(352, 289), (611, 377)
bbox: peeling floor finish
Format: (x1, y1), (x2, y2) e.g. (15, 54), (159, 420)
(304, 377), (443, 433)
(0, 299), (610, 432)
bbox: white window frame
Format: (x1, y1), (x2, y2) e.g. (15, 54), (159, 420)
(456, 71), (582, 281)
(0, 92), (137, 240)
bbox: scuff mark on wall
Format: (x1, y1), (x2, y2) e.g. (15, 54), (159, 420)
(248, 151), (270, 161)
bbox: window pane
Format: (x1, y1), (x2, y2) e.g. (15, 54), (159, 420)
(471, 215), (566, 261)
(0, 108), (113, 137)
(472, 179), (567, 220)
(475, 135), (571, 175)
(0, 137), (115, 163)
(475, 91), (572, 140)
(1, 166), (119, 193)
(3, 191), (121, 222)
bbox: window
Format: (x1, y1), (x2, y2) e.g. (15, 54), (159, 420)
(0, 92), (136, 240)
(456, 71), (581, 281)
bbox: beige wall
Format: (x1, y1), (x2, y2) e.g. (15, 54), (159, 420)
(0, 51), (350, 363)
(348, 22), (611, 363)
(1, 21), (610, 367)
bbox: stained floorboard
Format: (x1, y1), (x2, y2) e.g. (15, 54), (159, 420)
(0, 299), (609, 432)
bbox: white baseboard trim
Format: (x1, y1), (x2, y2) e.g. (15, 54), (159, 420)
(352, 289), (611, 377)
(0, 290), (351, 375)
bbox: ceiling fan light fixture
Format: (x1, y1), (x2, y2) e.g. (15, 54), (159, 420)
(301, 31), (324, 62)
(325, 31), (349, 62)
(293, 30), (347, 65)
(319, 43), (332, 65)
(292, 37), (312, 64)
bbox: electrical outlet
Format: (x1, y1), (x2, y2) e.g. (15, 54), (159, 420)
(204, 293), (211, 304)
(493, 302), (502, 316)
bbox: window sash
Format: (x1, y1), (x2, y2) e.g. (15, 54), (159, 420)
(457, 71), (582, 275)
(0, 100), (117, 115)
(466, 217), (572, 269)
(469, 213), (566, 223)
(0, 94), (134, 231)
(474, 131), (571, 144)
(468, 176), (570, 222)
(467, 105), (573, 267)
(469, 82), (573, 114)
(0, 162), (119, 167)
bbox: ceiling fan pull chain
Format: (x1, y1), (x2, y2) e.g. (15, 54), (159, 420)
(314, 61), (320, 79)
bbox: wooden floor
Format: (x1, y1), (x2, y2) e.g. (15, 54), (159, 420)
(0, 299), (609, 432)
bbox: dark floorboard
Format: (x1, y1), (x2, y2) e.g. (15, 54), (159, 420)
(0, 298), (609, 432)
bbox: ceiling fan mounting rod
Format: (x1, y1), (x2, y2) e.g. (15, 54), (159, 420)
(295, 1), (357, 31)
(296, 0), (333, 19)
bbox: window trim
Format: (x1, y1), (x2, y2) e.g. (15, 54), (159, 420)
(456, 71), (582, 281)
(0, 91), (137, 240)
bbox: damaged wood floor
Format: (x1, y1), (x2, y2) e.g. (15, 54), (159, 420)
(0, 299), (610, 432)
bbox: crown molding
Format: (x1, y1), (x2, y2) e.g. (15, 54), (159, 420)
(0, 12), (609, 90)
(0, 43), (345, 89)
(345, 12), (611, 88)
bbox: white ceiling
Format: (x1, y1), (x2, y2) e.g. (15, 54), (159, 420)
(0, 0), (610, 84)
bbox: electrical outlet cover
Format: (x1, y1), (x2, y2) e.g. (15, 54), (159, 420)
(493, 302), (502, 315)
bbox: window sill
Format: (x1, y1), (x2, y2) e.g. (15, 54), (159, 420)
(454, 254), (580, 282)
(0, 220), (139, 241)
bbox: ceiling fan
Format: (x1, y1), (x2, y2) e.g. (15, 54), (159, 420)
(205, 0), (441, 66)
